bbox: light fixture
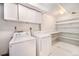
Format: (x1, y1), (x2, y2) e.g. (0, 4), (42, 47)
(58, 4), (66, 15)
(59, 9), (65, 14)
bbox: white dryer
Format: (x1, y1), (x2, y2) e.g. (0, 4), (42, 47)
(9, 32), (36, 56)
(33, 31), (52, 56)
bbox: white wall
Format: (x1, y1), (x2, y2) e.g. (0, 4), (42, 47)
(56, 13), (79, 45)
(0, 3), (40, 55)
(41, 13), (56, 32)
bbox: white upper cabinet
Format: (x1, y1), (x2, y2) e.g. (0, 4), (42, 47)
(4, 3), (42, 24)
(4, 3), (18, 21)
(29, 9), (42, 23)
(18, 4), (42, 24)
(18, 4), (31, 22)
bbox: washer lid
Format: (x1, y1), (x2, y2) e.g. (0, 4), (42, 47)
(9, 32), (35, 45)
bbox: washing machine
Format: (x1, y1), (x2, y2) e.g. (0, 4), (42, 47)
(9, 32), (36, 56)
(33, 31), (52, 56)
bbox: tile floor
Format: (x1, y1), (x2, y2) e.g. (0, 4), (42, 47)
(50, 42), (79, 56)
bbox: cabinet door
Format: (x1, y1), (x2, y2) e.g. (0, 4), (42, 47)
(39, 36), (52, 56)
(29, 9), (42, 24)
(18, 4), (31, 22)
(4, 3), (18, 21)
(35, 11), (42, 24)
(19, 4), (42, 24)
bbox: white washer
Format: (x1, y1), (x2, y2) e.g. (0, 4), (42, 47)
(9, 32), (36, 56)
(33, 31), (52, 56)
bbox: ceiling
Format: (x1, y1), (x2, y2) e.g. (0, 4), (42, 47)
(60, 3), (79, 14)
(36, 3), (58, 12)
(21, 3), (79, 16)
(30, 3), (79, 15)
(28, 3), (59, 13)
